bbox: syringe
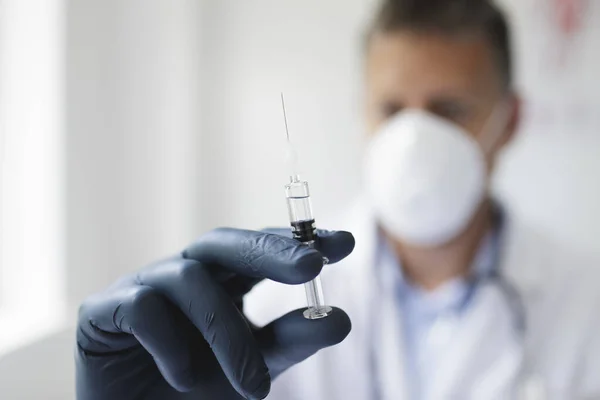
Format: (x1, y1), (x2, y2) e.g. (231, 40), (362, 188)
(281, 94), (333, 320)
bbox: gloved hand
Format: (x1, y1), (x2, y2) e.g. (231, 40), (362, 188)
(76, 227), (355, 400)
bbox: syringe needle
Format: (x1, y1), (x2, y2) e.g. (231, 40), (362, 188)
(281, 92), (290, 142)
(280, 93), (300, 183)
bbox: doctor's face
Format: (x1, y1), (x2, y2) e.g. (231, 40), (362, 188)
(365, 31), (518, 161)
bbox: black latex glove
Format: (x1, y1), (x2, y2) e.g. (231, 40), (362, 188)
(76, 228), (355, 400)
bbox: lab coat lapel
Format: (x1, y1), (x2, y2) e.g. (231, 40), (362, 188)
(500, 215), (568, 394)
(320, 200), (408, 400)
(326, 200), (409, 400)
(374, 274), (410, 400)
(426, 282), (525, 399)
(318, 201), (381, 400)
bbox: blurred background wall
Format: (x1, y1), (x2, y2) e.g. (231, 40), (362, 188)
(495, 0), (600, 256)
(0, 0), (599, 397)
(0, 0), (66, 356)
(65, 0), (203, 315)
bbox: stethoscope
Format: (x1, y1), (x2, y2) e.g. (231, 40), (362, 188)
(366, 210), (533, 400)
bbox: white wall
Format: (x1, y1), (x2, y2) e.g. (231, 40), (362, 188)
(0, 0), (66, 355)
(199, 0), (377, 231)
(65, 0), (203, 309)
(494, 0), (600, 255)
(0, 331), (74, 400)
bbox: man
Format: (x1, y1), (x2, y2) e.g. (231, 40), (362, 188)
(76, 0), (600, 399)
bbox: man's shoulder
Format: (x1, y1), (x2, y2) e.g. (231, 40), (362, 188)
(506, 216), (600, 316)
(506, 214), (599, 279)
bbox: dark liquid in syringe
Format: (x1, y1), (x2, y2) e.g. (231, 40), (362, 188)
(291, 219), (317, 242)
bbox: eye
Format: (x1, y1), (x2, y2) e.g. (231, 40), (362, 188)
(430, 102), (469, 124)
(379, 102), (404, 120)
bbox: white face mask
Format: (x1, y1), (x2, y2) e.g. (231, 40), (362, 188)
(363, 107), (509, 247)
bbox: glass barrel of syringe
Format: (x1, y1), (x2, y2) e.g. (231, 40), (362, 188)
(285, 178), (318, 241)
(285, 177), (332, 319)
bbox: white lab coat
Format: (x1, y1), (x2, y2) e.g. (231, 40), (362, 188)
(245, 201), (600, 400)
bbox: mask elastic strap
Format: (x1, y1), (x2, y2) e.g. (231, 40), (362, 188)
(479, 101), (513, 155)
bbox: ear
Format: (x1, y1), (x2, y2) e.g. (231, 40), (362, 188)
(496, 92), (522, 150)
